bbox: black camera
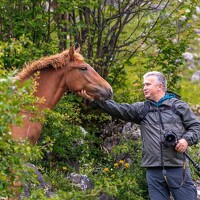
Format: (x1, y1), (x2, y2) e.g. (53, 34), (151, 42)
(162, 131), (178, 147)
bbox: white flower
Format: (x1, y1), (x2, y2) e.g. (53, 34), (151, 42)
(192, 14), (198, 20)
(196, 6), (200, 13)
(182, 52), (193, 61)
(175, 59), (182, 63)
(179, 15), (187, 21)
(80, 126), (88, 135)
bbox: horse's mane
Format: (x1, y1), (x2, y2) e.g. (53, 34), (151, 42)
(17, 50), (84, 80)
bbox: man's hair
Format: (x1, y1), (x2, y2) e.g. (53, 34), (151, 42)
(143, 71), (167, 91)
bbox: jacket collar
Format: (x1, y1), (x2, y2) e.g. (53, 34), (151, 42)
(150, 93), (175, 107)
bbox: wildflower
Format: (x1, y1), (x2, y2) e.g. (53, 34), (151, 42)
(103, 167), (110, 173)
(179, 15), (186, 21)
(119, 160), (124, 165)
(62, 166), (67, 171)
(185, 9), (190, 13)
(124, 163), (129, 168)
(111, 174), (115, 178)
(114, 163), (119, 168)
(196, 6), (200, 14)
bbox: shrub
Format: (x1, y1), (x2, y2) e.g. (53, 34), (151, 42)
(0, 71), (43, 197)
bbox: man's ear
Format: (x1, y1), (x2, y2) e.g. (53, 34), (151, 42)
(159, 83), (163, 91)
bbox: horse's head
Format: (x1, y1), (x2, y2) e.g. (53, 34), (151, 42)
(64, 46), (113, 101)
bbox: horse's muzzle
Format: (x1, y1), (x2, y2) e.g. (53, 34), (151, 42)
(98, 88), (113, 101)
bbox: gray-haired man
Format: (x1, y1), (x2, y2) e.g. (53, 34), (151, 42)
(79, 71), (200, 200)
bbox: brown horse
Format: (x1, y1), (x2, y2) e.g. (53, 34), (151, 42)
(11, 45), (113, 145)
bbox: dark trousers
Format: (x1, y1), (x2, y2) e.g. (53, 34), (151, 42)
(146, 167), (197, 200)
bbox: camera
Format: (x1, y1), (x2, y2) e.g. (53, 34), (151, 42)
(162, 131), (200, 177)
(162, 131), (178, 147)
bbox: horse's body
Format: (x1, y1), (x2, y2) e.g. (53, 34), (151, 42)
(11, 46), (113, 144)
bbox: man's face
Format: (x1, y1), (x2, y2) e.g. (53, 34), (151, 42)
(143, 75), (163, 101)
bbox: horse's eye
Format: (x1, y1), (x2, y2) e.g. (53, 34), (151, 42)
(80, 67), (87, 71)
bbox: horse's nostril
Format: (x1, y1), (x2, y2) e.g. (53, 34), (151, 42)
(96, 87), (113, 100)
(108, 88), (113, 98)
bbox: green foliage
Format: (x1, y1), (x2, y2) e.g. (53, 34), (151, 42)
(189, 143), (200, 180)
(181, 75), (200, 104)
(91, 139), (148, 200)
(32, 92), (147, 199)
(0, 71), (43, 197)
(102, 0), (199, 103)
(0, 0), (49, 44)
(38, 123), (147, 199)
(122, 0), (197, 100)
(38, 94), (108, 171)
(0, 35), (59, 70)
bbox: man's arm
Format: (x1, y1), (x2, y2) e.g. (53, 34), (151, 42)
(175, 101), (200, 153)
(78, 90), (141, 123)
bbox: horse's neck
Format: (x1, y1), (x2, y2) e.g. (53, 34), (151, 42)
(11, 68), (67, 144)
(34, 68), (67, 109)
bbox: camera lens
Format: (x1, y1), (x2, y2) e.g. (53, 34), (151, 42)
(162, 131), (178, 147)
(166, 135), (175, 142)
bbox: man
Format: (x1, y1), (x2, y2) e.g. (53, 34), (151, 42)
(80, 71), (200, 200)
(79, 71), (200, 200)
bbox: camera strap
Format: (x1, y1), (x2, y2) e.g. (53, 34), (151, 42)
(137, 100), (183, 123)
(161, 144), (187, 189)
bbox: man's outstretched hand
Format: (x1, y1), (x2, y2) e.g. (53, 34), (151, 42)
(78, 90), (94, 101)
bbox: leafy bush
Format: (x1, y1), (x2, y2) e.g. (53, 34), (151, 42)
(0, 71), (43, 198)
(33, 94), (147, 199)
(0, 35), (58, 70)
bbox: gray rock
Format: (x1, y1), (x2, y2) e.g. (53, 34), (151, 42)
(98, 193), (116, 200)
(19, 163), (54, 199)
(69, 173), (93, 191)
(191, 71), (200, 82)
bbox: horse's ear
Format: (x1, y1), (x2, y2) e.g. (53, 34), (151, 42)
(75, 45), (81, 53)
(69, 45), (75, 60)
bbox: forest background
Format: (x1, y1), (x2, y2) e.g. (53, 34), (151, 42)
(0, 0), (200, 199)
